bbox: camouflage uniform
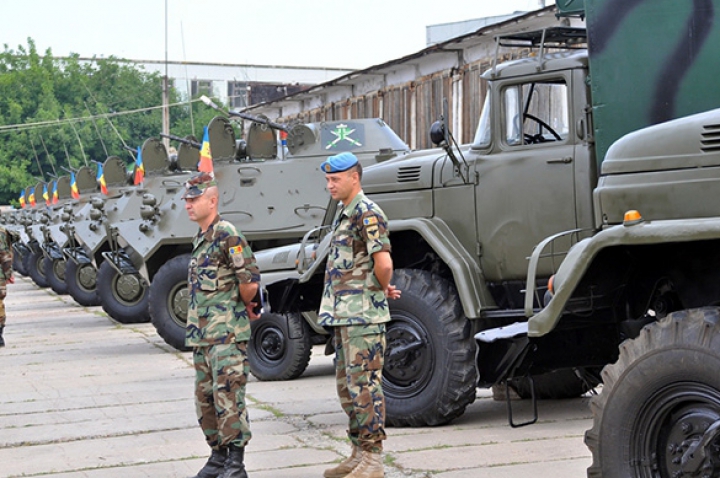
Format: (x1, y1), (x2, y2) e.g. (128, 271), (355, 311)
(319, 191), (392, 453)
(186, 215), (260, 450)
(0, 227), (13, 331)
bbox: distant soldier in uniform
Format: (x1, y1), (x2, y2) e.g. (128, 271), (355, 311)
(319, 152), (401, 478)
(183, 172), (261, 478)
(0, 226), (14, 347)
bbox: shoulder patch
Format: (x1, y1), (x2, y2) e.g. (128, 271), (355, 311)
(229, 245), (243, 255)
(363, 216), (378, 226)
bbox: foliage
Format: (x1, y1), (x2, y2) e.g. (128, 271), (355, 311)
(0, 39), (227, 206)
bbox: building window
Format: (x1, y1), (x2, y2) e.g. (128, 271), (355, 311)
(228, 81), (249, 109)
(191, 80), (214, 98)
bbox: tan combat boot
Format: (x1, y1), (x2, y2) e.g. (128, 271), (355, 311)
(324, 445), (362, 478)
(344, 451), (384, 478)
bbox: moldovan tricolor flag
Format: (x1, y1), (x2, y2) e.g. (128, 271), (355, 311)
(43, 183), (49, 206)
(52, 181), (58, 204)
(29, 187), (36, 207)
(19, 190), (25, 209)
(97, 163), (108, 195)
(198, 126), (213, 173)
(71, 173), (80, 199)
(134, 146), (144, 185)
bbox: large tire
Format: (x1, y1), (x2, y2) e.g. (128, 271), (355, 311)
(249, 312), (313, 381)
(25, 248), (49, 288)
(149, 254), (191, 351)
(585, 307), (720, 478)
(43, 257), (68, 295)
(511, 368), (600, 400)
(65, 260), (100, 306)
(384, 269), (476, 427)
(97, 260), (150, 324)
(13, 248), (28, 276)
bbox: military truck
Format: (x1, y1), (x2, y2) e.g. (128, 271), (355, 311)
(64, 140), (198, 308)
(106, 113), (408, 351)
(257, 0), (720, 431)
(466, 0), (720, 476)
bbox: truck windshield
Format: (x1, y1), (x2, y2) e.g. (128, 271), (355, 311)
(472, 92), (492, 148)
(503, 79), (569, 146)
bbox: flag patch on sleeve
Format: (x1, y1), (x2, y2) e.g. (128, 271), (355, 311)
(229, 245), (243, 255)
(363, 216), (378, 226)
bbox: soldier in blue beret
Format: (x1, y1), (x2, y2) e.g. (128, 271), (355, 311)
(319, 152), (401, 478)
(319, 151), (359, 173)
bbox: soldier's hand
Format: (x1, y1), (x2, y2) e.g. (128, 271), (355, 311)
(385, 284), (401, 300)
(246, 302), (261, 321)
(7, 275), (14, 284)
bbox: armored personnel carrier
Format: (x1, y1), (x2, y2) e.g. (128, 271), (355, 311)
(65, 139), (198, 308)
(103, 114), (408, 350)
(27, 167), (98, 292)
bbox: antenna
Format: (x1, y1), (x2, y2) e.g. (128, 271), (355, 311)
(29, 139), (46, 180)
(38, 135), (58, 177)
(85, 101), (109, 157)
(66, 117), (89, 167)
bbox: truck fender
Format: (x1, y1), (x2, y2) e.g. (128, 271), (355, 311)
(528, 216), (720, 337)
(292, 217), (495, 318)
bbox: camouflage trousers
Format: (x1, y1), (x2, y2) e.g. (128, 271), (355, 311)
(193, 342), (252, 449)
(0, 280), (7, 327)
(333, 324), (387, 453)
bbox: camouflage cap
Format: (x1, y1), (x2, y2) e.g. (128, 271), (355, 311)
(320, 152), (359, 173)
(181, 172), (217, 199)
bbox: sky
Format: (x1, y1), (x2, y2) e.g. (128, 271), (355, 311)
(3, 0), (554, 70)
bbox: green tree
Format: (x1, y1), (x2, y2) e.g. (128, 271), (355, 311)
(0, 39), (234, 206)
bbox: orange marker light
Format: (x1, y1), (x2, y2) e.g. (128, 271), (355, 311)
(623, 210), (643, 226)
(547, 274), (555, 294)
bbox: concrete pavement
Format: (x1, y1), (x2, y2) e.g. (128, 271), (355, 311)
(0, 277), (594, 477)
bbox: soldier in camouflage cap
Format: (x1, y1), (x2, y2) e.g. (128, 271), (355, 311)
(319, 152), (401, 478)
(0, 226), (13, 347)
(183, 172), (260, 478)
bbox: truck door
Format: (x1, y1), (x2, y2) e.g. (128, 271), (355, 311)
(475, 75), (577, 281)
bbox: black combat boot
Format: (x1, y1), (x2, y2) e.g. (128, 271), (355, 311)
(222, 444), (248, 478)
(0, 326), (5, 347)
(191, 447), (226, 478)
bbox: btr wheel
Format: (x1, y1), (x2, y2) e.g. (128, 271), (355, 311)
(384, 269), (476, 427)
(43, 257), (68, 295)
(248, 312), (312, 381)
(12, 247), (28, 276)
(65, 260), (100, 306)
(97, 260), (150, 324)
(585, 307), (720, 477)
(25, 248), (49, 288)
(149, 254), (191, 351)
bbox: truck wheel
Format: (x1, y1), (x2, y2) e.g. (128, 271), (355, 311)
(149, 254), (191, 351)
(249, 312), (312, 381)
(43, 257), (68, 295)
(13, 249), (28, 276)
(585, 308), (720, 477)
(97, 260), (150, 324)
(511, 368), (599, 399)
(25, 249), (49, 288)
(384, 269), (476, 427)
(65, 260), (100, 306)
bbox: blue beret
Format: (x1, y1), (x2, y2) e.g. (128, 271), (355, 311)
(320, 152), (359, 173)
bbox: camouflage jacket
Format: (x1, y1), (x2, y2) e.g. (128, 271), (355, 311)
(186, 215), (260, 347)
(0, 227), (12, 282)
(319, 191), (392, 327)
